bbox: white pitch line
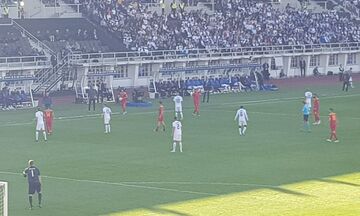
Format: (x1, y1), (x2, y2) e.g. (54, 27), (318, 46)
(1, 92), (360, 127)
(0, 171), (217, 196)
(0, 170), (281, 193)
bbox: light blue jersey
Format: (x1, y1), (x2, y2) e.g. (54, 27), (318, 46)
(303, 104), (310, 115)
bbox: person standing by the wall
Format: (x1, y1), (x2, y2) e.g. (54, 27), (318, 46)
(342, 68), (351, 92)
(88, 85), (96, 111)
(338, 64), (344, 81)
(300, 58), (306, 77)
(203, 78), (211, 103)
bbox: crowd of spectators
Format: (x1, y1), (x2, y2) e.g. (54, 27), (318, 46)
(1, 85), (30, 110)
(83, 0), (360, 53)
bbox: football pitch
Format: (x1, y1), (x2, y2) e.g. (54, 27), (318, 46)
(0, 79), (359, 216)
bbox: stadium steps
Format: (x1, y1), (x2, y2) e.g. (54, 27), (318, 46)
(33, 55), (69, 94)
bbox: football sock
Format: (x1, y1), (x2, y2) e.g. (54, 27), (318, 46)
(242, 126), (247, 134)
(172, 142), (176, 151)
(175, 112), (178, 119)
(35, 132), (39, 140)
(162, 126), (165, 131)
(43, 132), (47, 140)
(179, 142), (183, 152)
(180, 112), (183, 119)
(29, 195), (33, 208)
(108, 125), (111, 133)
(238, 128), (242, 135)
(38, 193), (42, 205)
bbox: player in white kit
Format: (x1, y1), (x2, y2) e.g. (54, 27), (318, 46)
(102, 103), (112, 134)
(171, 117), (183, 152)
(35, 107), (47, 142)
(234, 106), (249, 136)
(304, 89), (313, 108)
(173, 93), (183, 120)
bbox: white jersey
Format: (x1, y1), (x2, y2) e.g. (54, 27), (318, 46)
(173, 96), (183, 111)
(103, 107), (112, 124)
(172, 120), (182, 141)
(305, 91), (313, 107)
(234, 108), (248, 125)
(35, 111), (45, 130)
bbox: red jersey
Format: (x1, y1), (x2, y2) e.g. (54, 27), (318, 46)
(329, 112), (337, 126)
(313, 98), (319, 112)
(159, 105), (164, 117)
(158, 105), (164, 121)
(193, 91), (201, 102)
(120, 92), (128, 102)
(44, 109), (54, 121)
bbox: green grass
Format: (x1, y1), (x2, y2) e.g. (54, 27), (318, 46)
(0, 82), (360, 216)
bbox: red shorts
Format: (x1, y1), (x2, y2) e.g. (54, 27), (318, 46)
(158, 116), (164, 122)
(330, 124), (336, 132)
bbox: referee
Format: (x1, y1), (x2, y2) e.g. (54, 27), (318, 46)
(23, 160), (42, 209)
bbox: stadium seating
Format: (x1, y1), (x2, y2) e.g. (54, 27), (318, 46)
(15, 18), (124, 54)
(0, 25), (43, 57)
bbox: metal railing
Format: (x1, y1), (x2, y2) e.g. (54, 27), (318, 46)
(33, 55), (69, 93)
(0, 55), (48, 69)
(69, 42), (360, 65)
(12, 20), (55, 55)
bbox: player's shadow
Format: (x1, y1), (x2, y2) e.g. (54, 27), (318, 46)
(146, 207), (192, 216)
(317, 178), (360, 187)
(267, 186), (311, 197)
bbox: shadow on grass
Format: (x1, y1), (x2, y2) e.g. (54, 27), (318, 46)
(317, 178), (360, 187)
(146, 207), (192, 216)
(267, 186), (312, 197)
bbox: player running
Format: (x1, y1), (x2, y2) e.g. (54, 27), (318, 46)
(171, 117), (183, 152)
(23, 160), (42, 209)
(234, 106), (249, 136)
(44, 107), (54, 135)
(327, 108), (339, 142)
(119, 89), (128, 115)
(302, 101), (311, 132)
(173, 93), (183, 120)
(304, 89), (313, 108)
(35, 107), (47, 142)
(154, 101), (166, 132)
(192, 88), (201, 116)
(312, 94), (320, 125)
(102, 103), (112, 134)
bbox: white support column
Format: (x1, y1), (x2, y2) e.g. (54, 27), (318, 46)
(283, 56), (292, 77)
(305, 55), (310, 76)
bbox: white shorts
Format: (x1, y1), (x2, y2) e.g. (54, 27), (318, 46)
(175, 106), (182, 112)
(173, 133), (182, 142)
(104, 117), (111, 125)
(36, 123), (45, 131)
(238, 120), (247, 126)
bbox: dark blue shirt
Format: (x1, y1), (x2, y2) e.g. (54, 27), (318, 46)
(24, 166), (41, 183)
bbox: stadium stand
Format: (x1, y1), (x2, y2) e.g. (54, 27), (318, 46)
(15, 18), (124, 55)
(83, 0), (360, 52)
(0, 25), (43, 57)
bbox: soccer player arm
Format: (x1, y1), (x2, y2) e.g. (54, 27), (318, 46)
(23, 168), (28, 177)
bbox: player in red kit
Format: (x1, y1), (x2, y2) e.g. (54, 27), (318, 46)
(154, 101), (166, 132)
(192, 88), (201, 116)
(119, 89), (128, 115)
(327, 108), (339, 142)
(44, 108), (54, 135)
(312, 94), (321, 125)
